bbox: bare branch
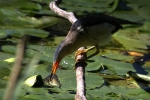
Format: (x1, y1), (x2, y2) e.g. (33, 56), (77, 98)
(49, 1), (87, 99)
(75, 47), (87, 100)
(49, 0), (77, 24)
(3, 35), (26, 100)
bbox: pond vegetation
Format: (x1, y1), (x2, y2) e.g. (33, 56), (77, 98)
(0, 0), (150, 99)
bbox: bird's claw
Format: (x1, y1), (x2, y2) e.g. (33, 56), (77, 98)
(75, 49), (87, 59)
(74, 48), (89, 70)
(75, 46), (95, 62)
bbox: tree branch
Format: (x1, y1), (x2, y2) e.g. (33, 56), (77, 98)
(50, 0), (77, 24)
(49, 0), (87, 100)
(75, 47), (87, 100)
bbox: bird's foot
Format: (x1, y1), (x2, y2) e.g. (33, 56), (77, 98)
(75, 49), (86, 59)
(75, 46), (95, 62)
(44, 74), (61, 88)
(74, 47), (94, 70)
(74, 46), (99, 70)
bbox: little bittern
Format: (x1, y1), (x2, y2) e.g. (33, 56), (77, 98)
(44, 15), (122, 87)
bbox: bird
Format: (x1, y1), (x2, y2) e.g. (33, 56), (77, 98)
(44, 15), (123, 87)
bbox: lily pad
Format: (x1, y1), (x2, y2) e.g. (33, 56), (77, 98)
(87, 85), (150, 100)
(20, 94), (54, 100)
(24, 75), (44, 87)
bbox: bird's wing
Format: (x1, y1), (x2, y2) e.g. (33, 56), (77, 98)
(71, 15), (122, 33)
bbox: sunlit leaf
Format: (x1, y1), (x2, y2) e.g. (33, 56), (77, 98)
(113, 29), (150, 53)
(24, 75), (44, 87)
(4, 58), (15, 63)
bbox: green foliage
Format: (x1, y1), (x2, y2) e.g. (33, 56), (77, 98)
(0, 0), (150, 100)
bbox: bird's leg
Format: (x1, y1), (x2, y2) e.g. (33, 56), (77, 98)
(75, 45), (100, 62)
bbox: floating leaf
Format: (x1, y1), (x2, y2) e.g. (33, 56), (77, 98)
(21, 94), (54, 100)
(24, 75), (44, 87)
(9, 28), (49, 38)
(0, 8), (25, 17)
(97, 56), (136, 75)
(22, 86), (48, 95)
(18, 16), (61, 28)
(4, 58), (15, 63)
(87, 85), (150, 99)
(52, 92), (74, 100)
(113, 29), (150, 53)
(112, 10), (144, 22)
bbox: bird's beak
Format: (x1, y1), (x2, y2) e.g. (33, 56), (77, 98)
(51, 60), (60, 74)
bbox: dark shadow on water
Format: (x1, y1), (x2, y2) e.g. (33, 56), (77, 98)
(132, 51), (150, 75)
(132, 62), (148, 74)
(131, 46), (150, 93)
